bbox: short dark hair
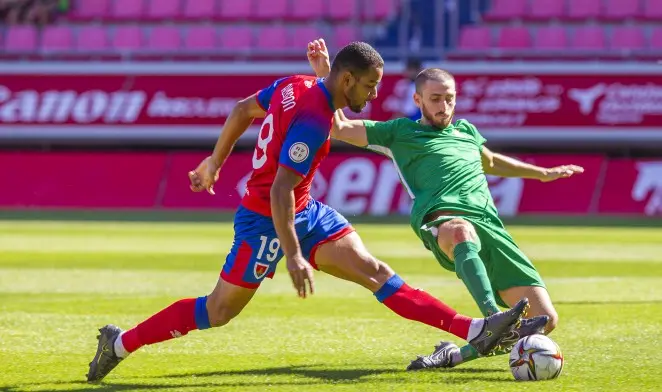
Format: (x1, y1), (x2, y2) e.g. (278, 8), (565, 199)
(331, 42), (384, 76)
(414, 68), (455, 93)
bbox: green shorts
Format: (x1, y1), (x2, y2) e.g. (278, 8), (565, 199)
(415, 214), (545, 308)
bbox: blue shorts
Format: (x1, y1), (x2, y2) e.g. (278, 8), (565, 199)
(221, 199), (354, 289)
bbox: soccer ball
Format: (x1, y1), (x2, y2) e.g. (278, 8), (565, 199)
(509, 334), (564, 381)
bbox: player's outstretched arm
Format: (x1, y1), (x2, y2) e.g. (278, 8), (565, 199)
(271, 168), (315, 299)
(331, 109), (370, 147)
(481, 146), (584, 182)
(188, 93), (266, 194)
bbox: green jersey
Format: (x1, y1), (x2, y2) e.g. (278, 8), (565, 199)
(363, 118), (499, 231)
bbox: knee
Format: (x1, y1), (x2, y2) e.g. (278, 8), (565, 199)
(437, 218), (477, 255)
(544, 310), (559, 334)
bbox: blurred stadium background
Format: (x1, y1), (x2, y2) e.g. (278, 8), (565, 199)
(0, 0), (661, 218)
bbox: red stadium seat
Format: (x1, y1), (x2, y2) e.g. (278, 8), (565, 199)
(253, 0), (288, 21)
(327, 0), (358, 22)
(649, 27), (662, 50)
(610, 26), (645, 51)
(76, 25), (109, 52)
(571, 25), (606, 52)
(41, 26), (73, 51)
(147, 26), (182, 51)
(601, 0), (642, 21)
(643, 0), (662, 20)
(218, 0), (253, 21)
(567, 0), (601, 20)
(363, 0), (399, 22)
(4, 26), (38, 52)
(291, 25), (324, 50)
(182, 0), (215, 20)
(185, 26), (217, 51)
(483, 0), (527, 21)
(497, 26), (532, 49)
(145, 0), (181, 21)
(332, 25), (359, 49)
(525, 0), (565, 21)
(219, 26), (253, 51)
(289, 0), (324, 21)
(255, 26), (289, 51)
(112, 26), (144, 51)
(110, 0), (146, 21)
(457, 26), (492, 50)
(68, 0), (111, 21)
(535, 25), (569, 52)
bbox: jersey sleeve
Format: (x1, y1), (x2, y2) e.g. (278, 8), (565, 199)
(458, 119), (487, 150)
(278, 109), (329, 177)
(256, 77), (288, 111)
(363, 119), (398, 147)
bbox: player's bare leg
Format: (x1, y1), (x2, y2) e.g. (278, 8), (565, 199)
(312, 231), (527, 356)
(499, 286), (558, 334)
(87, 277), (257, 383)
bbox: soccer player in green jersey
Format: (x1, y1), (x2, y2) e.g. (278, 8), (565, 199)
(305, 39), (583, 369)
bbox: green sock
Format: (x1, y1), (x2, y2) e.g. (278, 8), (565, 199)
(453, 241), (500, 317)
(456, 344), (510, 365)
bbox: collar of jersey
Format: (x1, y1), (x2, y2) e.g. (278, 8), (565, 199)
(415, 119), (453, 133)
(316, 78), (335, 111)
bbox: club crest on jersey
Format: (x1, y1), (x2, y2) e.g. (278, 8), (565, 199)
(304, 80), (313, 88)
(289, 142), (309, 163)
(254, 262), (270, 280)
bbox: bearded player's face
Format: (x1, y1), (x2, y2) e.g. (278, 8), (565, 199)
(343, 67), (383, 113)
(415, 78), (456, 129)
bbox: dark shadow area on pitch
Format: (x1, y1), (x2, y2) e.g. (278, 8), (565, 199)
(161, 364), (393, 382)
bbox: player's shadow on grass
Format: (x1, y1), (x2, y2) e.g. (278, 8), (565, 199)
(163, 365), (391, 382)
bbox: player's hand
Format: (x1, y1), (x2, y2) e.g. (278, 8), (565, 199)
(540, 165), (584, 182)
(286, 253), (315, 299)
(307, 38), (330, 78)
(188, 156), (220, 195)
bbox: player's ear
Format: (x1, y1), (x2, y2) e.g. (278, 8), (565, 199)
(413, 92), (423, 108)
(341, 71), (355, 89)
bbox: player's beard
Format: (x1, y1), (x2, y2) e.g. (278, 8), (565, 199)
(421, 102), (453, 129)
(345, 88), (365, 113)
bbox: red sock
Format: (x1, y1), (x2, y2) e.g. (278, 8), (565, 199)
(380, 280), (472, 340)
(121, 298), (198, 353)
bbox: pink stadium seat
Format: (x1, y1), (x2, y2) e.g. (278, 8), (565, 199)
(497, 26), (531, 49)
(110, 0), (146, 21)
(218, 0), (252, 21)
(289, 0), (324, 21)
(148, 26), (181, 51)
(328, 0), (357, 22)
(649, 27), (662, 50)
(69, 0), (111, 21)
(332, 25), (358, 48)
(535, 26), (568, 51)
(112, 26), (144, 51)
(457, 26), (491, 51)
(76, 26), (109, 51)
(291, 25), (323, 50)
(643, 0), (662, 20)
(610, 26), (645, 51)
(219, 26), (253, 51)
(5, 26), (38, 51)
(483, 0), (527, 21)
(145, 0), (181, 21)
(525, 0), (564, 21)
(41, 26), (73, 51)
(364, 0), (398, 21)
(571, 25), (606, 51)
(254, 0), (288, 21)
(602, 0), (641, 20)
(255, 26), (288, 50)
(183, 0), (215, 20)
(185, 26), (217, 50)
(567, 0), (601, 20)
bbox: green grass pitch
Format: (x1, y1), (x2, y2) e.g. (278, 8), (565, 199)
(1, 219), (661, 391)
